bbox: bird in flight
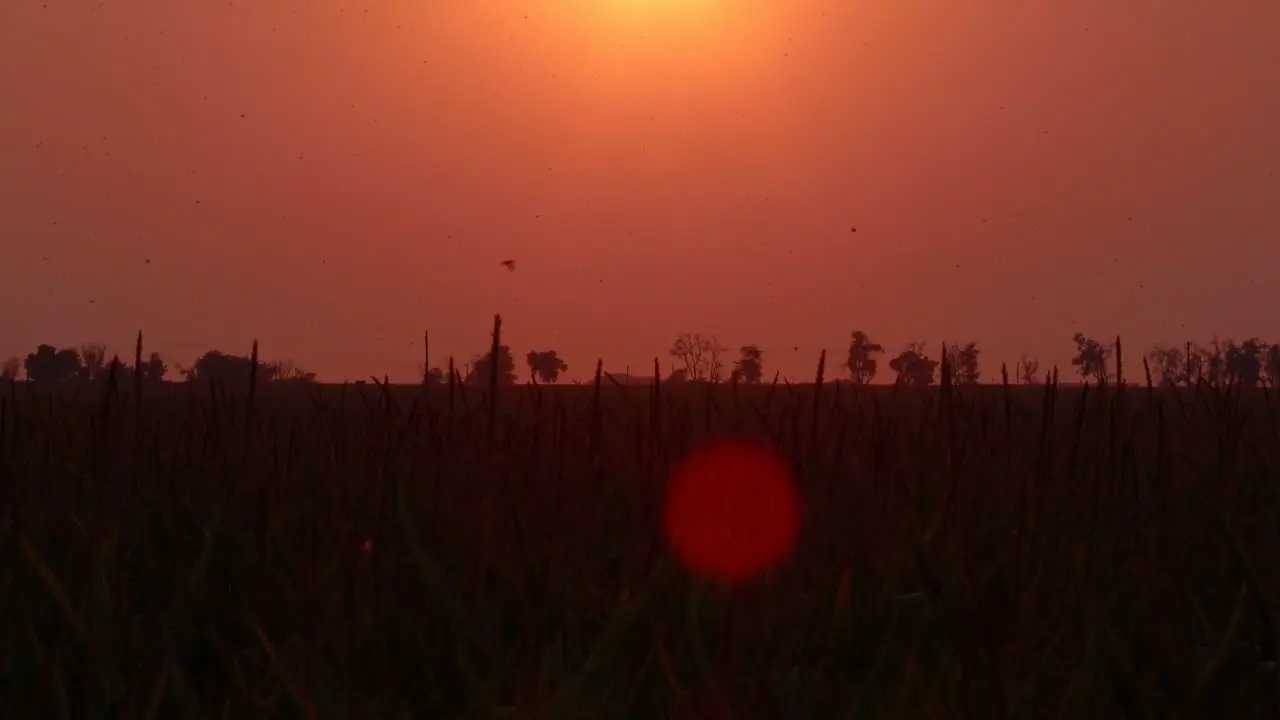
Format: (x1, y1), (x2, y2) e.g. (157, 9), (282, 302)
(500, 260), (516, 271)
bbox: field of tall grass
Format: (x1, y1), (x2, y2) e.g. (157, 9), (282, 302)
(3, 342), (1280, 718)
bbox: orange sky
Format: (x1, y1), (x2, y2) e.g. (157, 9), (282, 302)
(2, 0), (1278, 382)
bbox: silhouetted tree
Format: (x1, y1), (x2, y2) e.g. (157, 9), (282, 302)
(417, 362), (447, 385)
(467, 344), (517, 385)
(264, 358), (317, 382)
(669, 332), (725, 382)
(944, 341), (981, 384)
(180, 350), (273, 384)
(265, 358), (294, 381)
(136, 352), (167, 383)
(526, 350), (569, 384)
(1, 356), (19, 380)
(1146, 345), (1186, 387)
(112, 352), (168, 385)
(1070, 333), (1110, 383)
(1223, 338), (1266, 388)
(287, 366), (318, 382)
(888, 342), (938, 387)
(1017, 353), (1041, 385)
(734, 345), (764, 384)
(707, 340), (726, 382)
(24, 344), (83, 383)
(664, 368), (689, 384)
(75, 343), (108, 381)
(178, 350), (311, 383)
(1184, 343), (1203, 384)
(1191, 339), (1225, 386)
(1266, 345), (1280, 388)
(846, 331), (884, 384)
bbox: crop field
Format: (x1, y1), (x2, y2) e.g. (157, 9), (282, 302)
(2, 366), (1280, 718)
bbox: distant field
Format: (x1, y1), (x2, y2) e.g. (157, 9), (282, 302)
(2, 376), (1278, 717)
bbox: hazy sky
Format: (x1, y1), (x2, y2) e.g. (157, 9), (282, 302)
(3, 1), (1277, 382)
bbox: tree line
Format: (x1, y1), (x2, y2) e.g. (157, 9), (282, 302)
(658, 331), (986, 387)
(415, 330), (1280, 389)
(1, 341), (315, 385)
(5, 331), (1279, 388)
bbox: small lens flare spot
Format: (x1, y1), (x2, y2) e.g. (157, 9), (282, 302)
(662, 437), (801, 583)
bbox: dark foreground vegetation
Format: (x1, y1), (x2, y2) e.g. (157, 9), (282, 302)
(3, 357), (1280, 718)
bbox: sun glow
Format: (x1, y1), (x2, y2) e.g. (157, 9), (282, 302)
(596, 0), (723, 19)
(550, 0), (785, 112)
(571, 0), (731, 37)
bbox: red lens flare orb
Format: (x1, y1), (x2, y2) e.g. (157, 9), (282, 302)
(662, 438), (801, 583)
